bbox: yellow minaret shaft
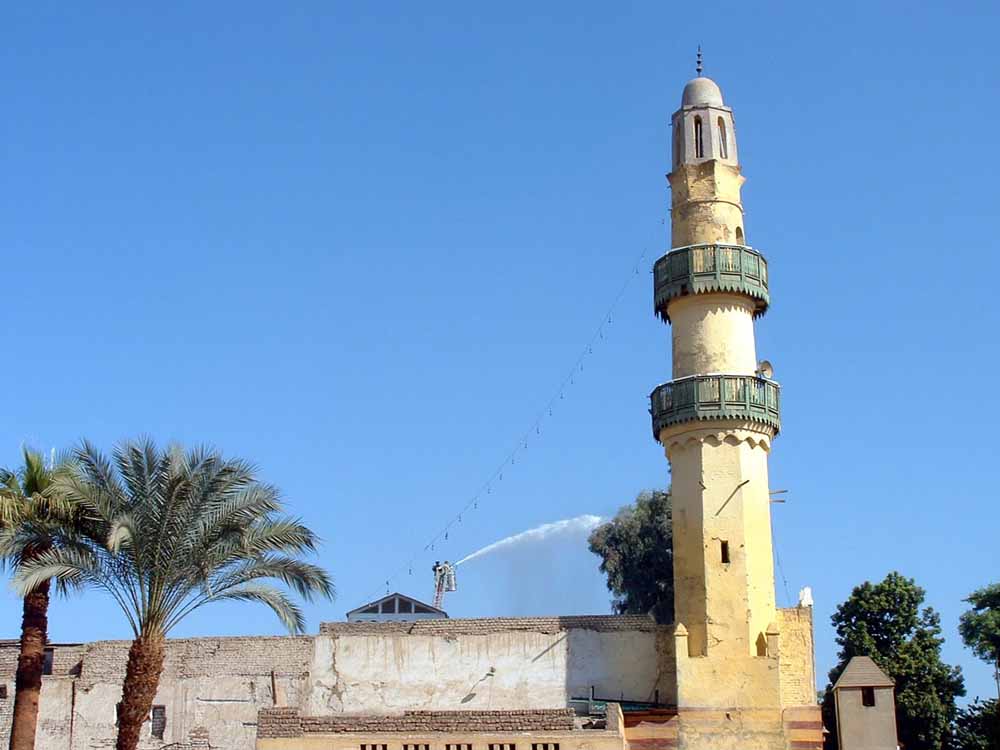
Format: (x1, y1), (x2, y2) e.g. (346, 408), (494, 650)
(652, 70), (779, 689)
(646, 63), (822, 750)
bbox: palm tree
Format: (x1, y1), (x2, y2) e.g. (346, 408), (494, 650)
(11, 439), (334, 750)
(0, 447), (76, 750)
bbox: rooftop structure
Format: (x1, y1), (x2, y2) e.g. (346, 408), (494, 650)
(346, 592), (447, 622)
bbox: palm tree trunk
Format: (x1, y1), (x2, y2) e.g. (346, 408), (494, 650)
(8, 578), (50, 750)
(115, 634), (165, 750)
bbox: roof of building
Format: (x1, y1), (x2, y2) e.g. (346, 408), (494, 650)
(833, 656), (895, 690)
(321, 613), (658, 636)
(681, 76), (724, 107)
(346, 592), (446, 618)
(258, 708), (578, 738)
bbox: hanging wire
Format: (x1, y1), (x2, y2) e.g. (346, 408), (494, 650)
(770, 511), (793, 606)
(360, 242), (653, 603)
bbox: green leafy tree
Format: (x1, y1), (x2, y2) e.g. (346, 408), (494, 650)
(950, 699), (1000, 750)
(821, 572), (965, 750)
(958, 583), (1000, 701)
(10, 439), (334, 750)
(0, 447), (77, 750)
(588, 490), (673, 623)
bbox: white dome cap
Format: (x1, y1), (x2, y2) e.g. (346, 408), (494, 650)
(681, 76), (724, 107)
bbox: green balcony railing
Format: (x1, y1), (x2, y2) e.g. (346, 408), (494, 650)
(649, 374), (780, 438)
(653, 244), (770, 321)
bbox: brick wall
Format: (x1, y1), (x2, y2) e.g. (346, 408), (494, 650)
(0, 642), (15, 745)
(258, 708), (577, 738)
(778, 607), (817, 707)
(77, 635), (313, 687)
(321, 615), (657, 636)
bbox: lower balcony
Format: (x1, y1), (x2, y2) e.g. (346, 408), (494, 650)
(649, 374), (780, 438)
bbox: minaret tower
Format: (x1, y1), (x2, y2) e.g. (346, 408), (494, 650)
(644, 56), (820, 750)
(651, 57), (784, 703)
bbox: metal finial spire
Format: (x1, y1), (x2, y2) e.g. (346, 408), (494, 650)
(696, 46), (703, 76)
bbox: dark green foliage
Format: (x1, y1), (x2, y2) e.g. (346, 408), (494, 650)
(821, 572), (965, 750)
(587, 490), (673, 624)
(950, 700), (1000, 750)
(959, 583), (1000, 701)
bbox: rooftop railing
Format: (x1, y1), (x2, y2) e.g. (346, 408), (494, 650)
(649, 374), (780, 438)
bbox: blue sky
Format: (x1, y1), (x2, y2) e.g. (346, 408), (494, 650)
(3, 1), (998, 701)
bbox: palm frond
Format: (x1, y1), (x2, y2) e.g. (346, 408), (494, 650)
(107, 512), (138, 552)
(239, 517), (320, 556)
(194, 584), (306, 633)
(10, 438), (333, 640)
(12, 543), (103, 595)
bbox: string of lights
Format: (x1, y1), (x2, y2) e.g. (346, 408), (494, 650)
(362, 238), (659, 604)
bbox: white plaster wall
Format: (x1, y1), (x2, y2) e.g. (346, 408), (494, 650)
(68, 674), (285, 750)
(35, 678), (74, 750)
(565, 630), (663, 703)
(3, 627), (667, 750)
(305, 629), (665, 715)
(308, 632), (568, 713)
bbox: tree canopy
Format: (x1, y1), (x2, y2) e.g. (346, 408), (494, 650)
(0, 447), (79, 750)
(951, 699), (1000, 750)
(10, 438), (334, 750)
(821, 571), (965, 750)
(959, 582), (1000, 701)
(587, 489), (673, 623)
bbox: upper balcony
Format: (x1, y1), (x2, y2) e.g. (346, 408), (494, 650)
(653, 244), (769, 321)
(649, 374), (780, 439)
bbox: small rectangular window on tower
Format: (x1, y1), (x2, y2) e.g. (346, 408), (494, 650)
(862, 687), (876, 707)
(720, 541), (730, 564)
(151, 705), (166, 739)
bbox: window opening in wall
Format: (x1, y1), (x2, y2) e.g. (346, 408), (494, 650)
(720, 540), (730, 564)
(533, 744), (561, 750)
(403, 745), (429, 750)
(673, 124), (681, 166)
(756, 633), (768, 657)
(694, 117), (704, 158)
(735, 227), (744, 245)
(151, 705), (166, 740)
(862, 687), (876, 707)
(42, 647), (54, 676)
(0, 685), (7, 699)
(489, 744), (516, 750)
(361, 744), (388, 750)
(446, 745), (472, 750)
(718, 117), (728, 159)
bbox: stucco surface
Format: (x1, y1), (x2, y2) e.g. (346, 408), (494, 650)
(653, 71), (820, 750)
(669, 295), (758, 378)
(0, 618), (671, 750)
(668, 161), (745, 248)
(836, 687), (897, 750)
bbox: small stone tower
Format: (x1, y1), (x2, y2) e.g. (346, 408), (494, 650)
(833, 657), (899, 750)
(649, 61), (822, 750)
